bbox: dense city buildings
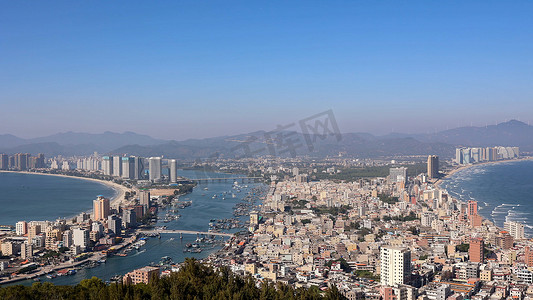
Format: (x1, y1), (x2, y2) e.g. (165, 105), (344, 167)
(455, 146), (519, 165)
(13, 153), (30, 171)
(0, 153), (47, 170)
(3, 153), (533, 299)
(0, 152), (184, 184)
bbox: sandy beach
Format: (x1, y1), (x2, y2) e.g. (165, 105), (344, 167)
(434, 156), (533, 189)
(434, 157), (533, 231)
(0, 170), (130, 207)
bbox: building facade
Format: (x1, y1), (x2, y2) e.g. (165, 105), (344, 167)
(380, 246), (411, 286)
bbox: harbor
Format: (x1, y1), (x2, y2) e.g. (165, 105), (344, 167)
(3, 169), (266, 286)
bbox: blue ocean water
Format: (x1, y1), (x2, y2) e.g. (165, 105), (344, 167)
(440, 159), (533, 236)
(1, 169), (265, 286)
(0, 172), (116, 225)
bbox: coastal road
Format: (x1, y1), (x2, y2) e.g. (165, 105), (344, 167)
(139, 229), (234, 238)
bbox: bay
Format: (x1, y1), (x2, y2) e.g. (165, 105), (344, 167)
(0, 172), (116, 225)
(2, 169), (265, 286)
(440, 159), (533, 236)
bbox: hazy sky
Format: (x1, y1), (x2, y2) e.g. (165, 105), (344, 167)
(1, 1), (533, 140)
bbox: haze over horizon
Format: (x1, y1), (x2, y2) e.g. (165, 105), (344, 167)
(2, 1), (533, 140)
(2, 119), (531, 142)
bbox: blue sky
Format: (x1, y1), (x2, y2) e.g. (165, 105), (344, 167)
(1, 1), (532, 139)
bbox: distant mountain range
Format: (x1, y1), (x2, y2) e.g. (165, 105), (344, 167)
(1, 120), (532, 159)
(0, 131), (166, 156)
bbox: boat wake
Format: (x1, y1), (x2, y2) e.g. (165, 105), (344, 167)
(129, 249), (146, 257)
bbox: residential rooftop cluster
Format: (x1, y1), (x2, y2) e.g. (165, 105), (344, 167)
(2, 153), (532, 299)
(199, 155), (533, 300)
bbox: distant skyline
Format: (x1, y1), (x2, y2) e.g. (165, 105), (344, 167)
(2, 1), (533, 140)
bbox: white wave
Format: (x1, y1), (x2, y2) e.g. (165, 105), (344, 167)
(507, 211), (528, 215)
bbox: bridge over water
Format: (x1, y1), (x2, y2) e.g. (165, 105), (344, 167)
(176, 176), (262, 184)
(139, 229), (234, 238)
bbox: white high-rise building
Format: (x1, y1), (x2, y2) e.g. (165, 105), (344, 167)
(62, 230), (73, 248)
(139, 190), (150, 209)
(169, 159), (177, 183)
(389, 167), (408, 183)
(21, 242), (33, 259)
(122, 157), (135, 179)
(73, 228), (89, 250)
(380, 246), (411, 286)
(149, 157), (162, 182)
(16, 221), (27, 236)
(292, 167), (299, 176)
(504, 221), (525, 240)
(113, 156), (122, 177)
(92, 222), (104, 234)
(102, 156), (113, 176)
(421, 213), (435, 227)
(76, 159), (84, 170)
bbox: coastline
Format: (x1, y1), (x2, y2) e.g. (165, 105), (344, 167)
(0, 169), (263, 286)
(0, 170), (129, 208)
(434, 157), (533, 189)
(434, 157), (533, 232)
(0, 170), (134, 286)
